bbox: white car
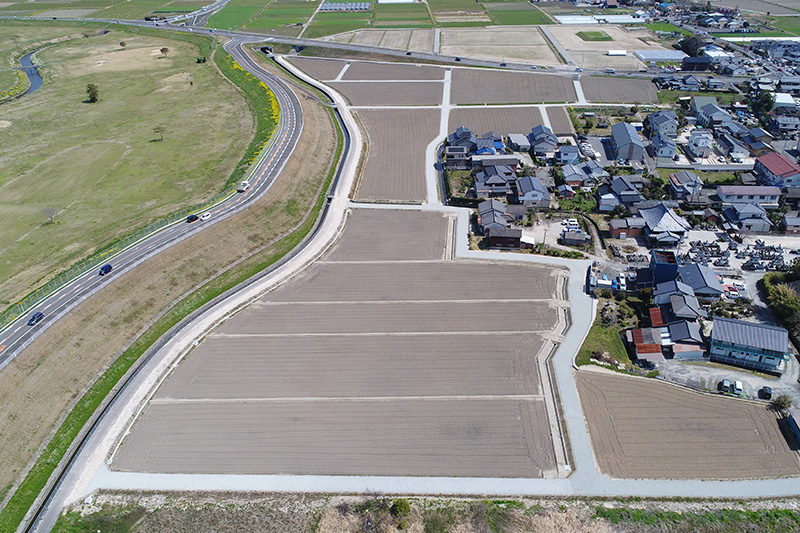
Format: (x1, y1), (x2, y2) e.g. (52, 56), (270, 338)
(237, 180), (250, 193)
(200, 212), (211, 221)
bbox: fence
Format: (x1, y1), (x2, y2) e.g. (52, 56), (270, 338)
(0, 112), (282, 334)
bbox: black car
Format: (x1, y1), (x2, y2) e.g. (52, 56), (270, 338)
(99, 264), (113, 276)
(760, 386), (773, 400)
(454, 57), (461, 62)
(186, 214), (199, 223)
(27, 311), (44, 326)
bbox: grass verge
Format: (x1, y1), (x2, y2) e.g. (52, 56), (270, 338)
(0, 57), (342, 533)
(575, 318), (631, 368)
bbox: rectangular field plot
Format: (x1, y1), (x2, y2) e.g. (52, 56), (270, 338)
(329, 81), (443, 106)
(448, 107), (543, 136)
(215, 299), (558, 335)
(581, 75), (658, 104)
(577, 370), (800, 479)
(354, 109), (438, 202)
(450, 69), (575, 104)
(342, 61), (443, 81)
(158, 333), (544, 399)
(113, 398), (556, 477)
(440, 27), (560, 65)
(286, 57), (346, 81)
(324, 209), (449, 261)
(547, 107), (573, 135)
(263, 261), (560, 302)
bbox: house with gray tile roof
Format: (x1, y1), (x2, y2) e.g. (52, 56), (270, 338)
(516, 176), (551, 208)
(477, 199), (510, 232)
(611, 122), (645, 162)
(710, 317), (791, 374)
(678, 263), (723, 301)
(639, 203), (691, 245)
(722, 203), (773, 233)
(448, 126), (477, 151)
(717, 185), (781, 208)
(528, 125), (558, 156)
(647, 110), (679, 138)
(668, 170), (703, 201)
(652, 134), (676, 159)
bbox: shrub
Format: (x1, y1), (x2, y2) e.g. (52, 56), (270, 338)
(773, 394), (793, 410)
(391, 499), (411, 518)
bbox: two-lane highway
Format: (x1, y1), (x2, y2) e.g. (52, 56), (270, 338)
(0, 40), (303, 371)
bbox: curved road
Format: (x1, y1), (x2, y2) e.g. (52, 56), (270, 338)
(0, 40), (303, 372)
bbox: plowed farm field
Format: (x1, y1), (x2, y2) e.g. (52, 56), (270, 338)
(448, 107), (544, 136)
(113, 210), (566, 479)
(450, 69), (575, 104)
(547, 107), (574, 135)
(581, 75), (658, 104)
(329, 81), (443, 106)
(354, 109), (439, 202)
(286, 57), (346, 81)
(341, 61), (443, 81)
(577, 370), (800, 479)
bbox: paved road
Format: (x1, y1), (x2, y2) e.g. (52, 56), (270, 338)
(0, 39), (303, 373)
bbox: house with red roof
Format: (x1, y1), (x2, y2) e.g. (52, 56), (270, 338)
(754, 152), (800, 188)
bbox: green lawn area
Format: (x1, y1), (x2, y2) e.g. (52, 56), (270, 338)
(243, 1), (320, 33)
(715, 30), (791, 38)
(576, 30), (612, 41)
(558, 191), (596, 212)
(657, 90), (740, 105)
(575, 318), (632, 367)
(771, 15), (800, 35)
(0, 27), (253, 305)
(427, 0), (483, 13)
(304, 13), (372, 38)
(488, 8), (552, 25)
(656, 168), (740, 185)
(644, 22), (692, 36)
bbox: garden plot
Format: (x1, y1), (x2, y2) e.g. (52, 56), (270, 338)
(341, 61), (443, 81)
(450, 69), (575, 104)
(285, 57), (346, 81)
(440, 27), (561, 65)
(577, 369), (800, 479)
(112, 209), (565, 479)
(354, 108), (438, 202)
(581, 75), (658, 104)
(329, 81), (443, 106)
(448, 107), (544, 136)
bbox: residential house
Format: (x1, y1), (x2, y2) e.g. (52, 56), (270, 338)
(716, 185), (781, 208)
(706, 77), (725, 90)
(779, 76), (800, 94)
(507, 133), (530, 152)
(529, 125), (558, 156)
(609, 217), (646, 238)
(686, 129), (714, 159)
(504, 204), (528, 222)
(769, 115), (800, 135)
(716, 133), (749, 163)
(471, 154), (521, 169)
(678, 263), (724, 301)
(742, 131), (774, 157)
(649, 249), (680, 285)
(784, 213), (800, 234)
(690, 96), (718, 117)
(718, 121), (749, 138)
(709, 316), (791, 374)
(696, 102), (732, 130)
(652, 134), (677, 158)
(516, 176), (551, 208)
(668, 320), (706, 359)
(561, 230), (591, 246)
(476, 131), (503, 155)
(640, 203), (691, 245)
(648, 110), (679, 138)
(597, 189), (620, 213)
(556, 145), (580, 165)
(755, 152), (800, 188)
(610, 176), (644, 205)
(556, 184), (575, 198)
(448, 126), (476, 151)
(678, 74), (702, 91)
(474, 165), (516, 197)
(722, 202), (773, 233)
(668, 170), (703, 201)
(750, 127), (774, 144)
(487, 227), (521, 249)
(477, 199), (510, 232)
(682, 56), (713, 71)
(611, 121), (645, 162)
(562, 160), (609, 188)
(445, 145), (470, 169)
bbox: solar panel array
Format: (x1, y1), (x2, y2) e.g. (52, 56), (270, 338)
(320, 2), (370, 11)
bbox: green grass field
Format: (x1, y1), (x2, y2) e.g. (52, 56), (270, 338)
(427, 0), (483, 13)
(304, 12), (372, 37)
(770, 15), (800, 35)
(575, 318), (632, 368)
(488, 8), (552, 25)
(657, 89), (740, 105)
(644, 22), (692, 36)
(576, 30), (612, 41)
(207, 4), (263, 28)
(374, 3), (431, 21)
(0, 25), (85, 94)
(244, 2), (320, 33)
(0, 27), (253, 305)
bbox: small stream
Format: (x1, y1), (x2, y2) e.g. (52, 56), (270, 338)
(19, 51), (43, 96)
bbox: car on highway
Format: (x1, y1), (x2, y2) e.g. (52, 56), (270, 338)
(237, 180), (250, 193)
(98, 264), (113, 276)
(27, 311), (44, 326)
(186, 214), (199, 223)
(200, 212), (211, 221)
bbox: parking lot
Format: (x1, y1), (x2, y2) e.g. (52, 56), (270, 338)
(113, 209), (568, 479)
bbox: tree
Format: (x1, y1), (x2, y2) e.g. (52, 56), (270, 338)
(752, 90), (775, 116)
(153, 126), (166, 141)
(767, 283), (800, 323)
(42, 207), (57, 224)
(773, 394), (793, 410)
(160, 47), (170, 58)
(119, 41), (126, 49)
(86, 83), (99, 103)
(680, 36), (704, 57)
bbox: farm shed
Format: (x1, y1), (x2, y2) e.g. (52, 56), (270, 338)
(709, 317), (791, 375)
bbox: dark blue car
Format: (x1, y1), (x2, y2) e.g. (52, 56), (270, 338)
(99, 264), (113, 276)
(27, 312), (44, 326)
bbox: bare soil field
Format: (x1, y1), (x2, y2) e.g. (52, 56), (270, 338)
(113, 209), (564, 479)
(324, 209), (449, 260)
(577, 369), (800, 479)
(354, 108), (438, 202)
(349, 30), (385, 47)
(448, 106), (543, 134)
(285, 57), (346, 81)
(581, 75), (658, 104)
(713, 0), (798, 12)
(378, 29), (412, 50)
(547, 106), (574, 135)
(341, 61), (443, 81)
(113, 398), (554, 477)
(549, 25), (668, 52)
(329, 80), (443, 106)
(158, 333), (543, 399)
(574, 51), (644, 71)
(440, 27), (560, 65)
(408, 28), (435, 52)
(450, 69), (575, 104)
